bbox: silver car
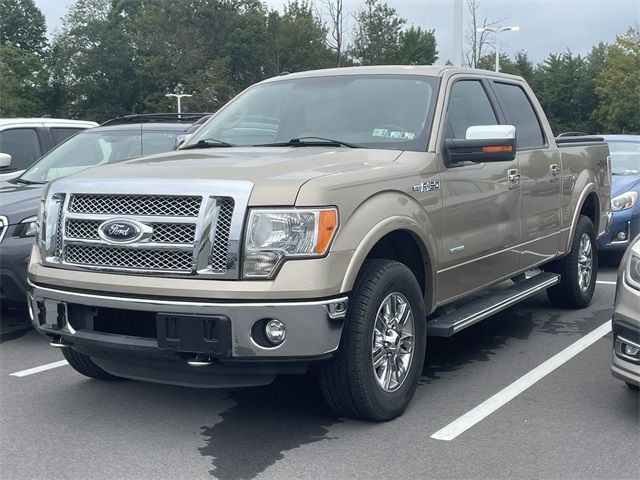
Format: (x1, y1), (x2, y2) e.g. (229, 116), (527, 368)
(611, 234), (640, 389)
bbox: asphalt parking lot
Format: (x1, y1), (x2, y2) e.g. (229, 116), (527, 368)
(1, 256), (638, 480)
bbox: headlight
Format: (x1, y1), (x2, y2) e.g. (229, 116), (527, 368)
(611, 191), (638, 211)
(19, 216), (38, 238)
(627, 254), (640, 290)
(243, 208), (338, 278)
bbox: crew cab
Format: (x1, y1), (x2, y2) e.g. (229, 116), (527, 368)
(27, 67), (611, 421)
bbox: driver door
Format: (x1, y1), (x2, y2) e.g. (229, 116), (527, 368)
(437, 78), (521, 302)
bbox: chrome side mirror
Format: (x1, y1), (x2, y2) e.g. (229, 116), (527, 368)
(445, 125), (517, 165)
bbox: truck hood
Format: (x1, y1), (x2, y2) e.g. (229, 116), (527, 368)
(611, 174), (640, 196)
(0, 181), (44, 224)
(61, 147), (402, 205)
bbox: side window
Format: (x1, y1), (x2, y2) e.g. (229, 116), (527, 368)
(446, 80), (498, 140)
(51, 128), (84, 145)
(493, 82), (545, 149)
(0, 128), (42, 170)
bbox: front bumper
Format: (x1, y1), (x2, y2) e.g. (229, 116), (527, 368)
(611, 316), (640, 387)
(0, 231), (33, 307)
(598, 207), (639, 251)
(28, 281), (347, 387)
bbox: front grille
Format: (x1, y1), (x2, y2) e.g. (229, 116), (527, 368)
(66, 219), (196, 245)
(65, 244), (193, 272)
(58, 193), (236, 275)
(69, 194), (201, 217)
(211, 199), (235, 271)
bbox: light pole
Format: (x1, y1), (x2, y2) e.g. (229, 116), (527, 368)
(476, 26), (520, 72)
(165, 93), (192, 113)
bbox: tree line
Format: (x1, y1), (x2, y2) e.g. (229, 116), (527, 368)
(1, 0), (638, 134)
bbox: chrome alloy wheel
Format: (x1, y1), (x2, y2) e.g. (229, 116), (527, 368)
(577, 233), (593, 292)
(371, 292), (415, 392)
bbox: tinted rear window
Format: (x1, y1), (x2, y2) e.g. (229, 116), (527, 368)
(493, 82), (545, 149)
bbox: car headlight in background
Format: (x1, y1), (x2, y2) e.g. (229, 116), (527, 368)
(611, 191), (638, 212)
(626, 254), (640, 290)
(19, 216), (38, 238)
(243, 208), (338, 278)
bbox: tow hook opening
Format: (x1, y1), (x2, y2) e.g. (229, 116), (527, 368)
(49, 337), (70, 349)
(187, 354), (215, 367)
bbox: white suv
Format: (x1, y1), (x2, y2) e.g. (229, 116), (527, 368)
(0, 118), (98, 181)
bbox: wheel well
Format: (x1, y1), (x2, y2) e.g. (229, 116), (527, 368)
(365, 230), (428, 298)
(580, 192), (599, 230)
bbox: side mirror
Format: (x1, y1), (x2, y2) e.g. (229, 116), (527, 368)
(0, 153), (11, 168)
(445, 125), (516, 165)
(175, 134), (190, 150)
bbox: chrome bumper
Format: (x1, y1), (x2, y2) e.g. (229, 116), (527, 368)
(28, 281), (347, 359)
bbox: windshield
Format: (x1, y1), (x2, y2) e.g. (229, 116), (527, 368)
(608, 141), (640, 175)
(20, 128), (185, 183)
(187, 74), (439, 151)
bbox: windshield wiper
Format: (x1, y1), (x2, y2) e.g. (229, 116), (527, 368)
(14, 178), (44, 185)
(180, 138), (235, 149)
(256, 137), (360, 148)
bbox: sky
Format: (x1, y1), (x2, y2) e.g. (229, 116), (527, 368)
(34, 0), (639, 63)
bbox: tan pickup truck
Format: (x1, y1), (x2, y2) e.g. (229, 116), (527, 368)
(28, 66), (611, 421)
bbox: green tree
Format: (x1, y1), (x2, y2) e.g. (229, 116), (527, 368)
(534, 51), (594, 134)
(593, 27), (640, 133)
(265, 1), (333, 75)
(49, 0), (139, 121)
(350, 0), (406, 65)
(0, 44), (47, 115)
(397, 26), (438, 65)
(0, 0), (47, 55)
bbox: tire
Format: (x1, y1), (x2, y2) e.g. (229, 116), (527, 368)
(545, 215), (598, 309)
(319, 259), (426, 421)
(62, 348), (124, 381)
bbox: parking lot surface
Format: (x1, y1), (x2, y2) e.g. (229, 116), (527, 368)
(1, 258), (638, 480)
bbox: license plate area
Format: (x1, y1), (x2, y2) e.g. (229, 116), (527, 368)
(156, 313), (232, 356)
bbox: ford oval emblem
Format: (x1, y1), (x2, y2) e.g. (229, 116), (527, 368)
(98, 219), (145, 244)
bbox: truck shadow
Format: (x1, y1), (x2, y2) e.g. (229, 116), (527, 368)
(199, 375), (339, 480)
(420, 306), (535, 384)
(0, 307), (31, 343)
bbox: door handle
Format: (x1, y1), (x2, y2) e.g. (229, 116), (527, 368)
(550, 164), (560, 178)
(508, 169), (521, 190)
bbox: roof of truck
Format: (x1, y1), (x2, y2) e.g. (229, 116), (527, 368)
(259, 65), (524, 84)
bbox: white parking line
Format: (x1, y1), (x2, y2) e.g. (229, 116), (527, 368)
(431, 320), (612, 441)
(596, 280), (617, 285)
(9, 360), (69, 377)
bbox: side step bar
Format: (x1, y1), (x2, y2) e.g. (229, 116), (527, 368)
(426, 272), (560, 337)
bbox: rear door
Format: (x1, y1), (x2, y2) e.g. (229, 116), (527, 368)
(437, 77), (521, 302)
(490, 81), (562, 268)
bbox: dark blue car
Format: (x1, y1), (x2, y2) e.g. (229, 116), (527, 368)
(599, 134), (640, 251)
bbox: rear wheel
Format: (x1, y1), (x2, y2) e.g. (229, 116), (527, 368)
(546, 215), (597, 309)
(319, 259), (426, 421)
(62, 348), (124, 381)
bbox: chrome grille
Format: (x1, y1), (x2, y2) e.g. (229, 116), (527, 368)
(211, 199), (235, 271)
(0, 216), (7, 243)
(69, 194), (201, 217)
(66, 219), (196, 245)
(65, 244), (193, 272)
(54, 195), (65, 257)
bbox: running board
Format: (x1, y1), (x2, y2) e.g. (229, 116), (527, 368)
(426, 272), (560, 337)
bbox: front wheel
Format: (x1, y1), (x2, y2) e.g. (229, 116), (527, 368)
(319, 259), (426, 421)
(545, 215), (598, 309)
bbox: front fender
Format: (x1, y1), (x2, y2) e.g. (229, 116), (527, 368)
(333, 191), (438, 310)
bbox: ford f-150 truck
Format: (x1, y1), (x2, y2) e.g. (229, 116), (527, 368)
(27, 66), (611, 421)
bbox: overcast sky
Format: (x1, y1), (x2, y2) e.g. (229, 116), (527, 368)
(35, 0), (639, 63)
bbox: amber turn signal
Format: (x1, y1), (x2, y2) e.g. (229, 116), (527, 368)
(315, 209), (338, 254)
(482, 145), (513, 153)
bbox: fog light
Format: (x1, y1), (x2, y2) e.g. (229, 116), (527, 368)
(615, 231), (628, 241)
(623, 343), (640, 358)
(264, 319), (286, 345)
